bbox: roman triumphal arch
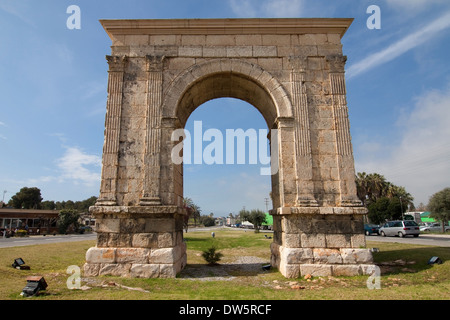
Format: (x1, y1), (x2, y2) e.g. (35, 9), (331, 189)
(84, 18), (376, 278)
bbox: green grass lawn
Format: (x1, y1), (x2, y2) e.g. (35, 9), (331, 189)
(0, 229), (449, 300)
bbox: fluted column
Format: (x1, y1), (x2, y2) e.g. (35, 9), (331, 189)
(328, 55), (361, 206)
(140, 55), (165, 206)
(290, 57), (318, 207)
(96, 55), (128, 206)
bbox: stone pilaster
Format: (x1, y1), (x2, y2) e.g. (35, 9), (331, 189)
(328, 55), (361, 207)
(96, 55), (128, 206)
(290, 57), (318, 207)
(140, 55), (165, 206)
(274, 117), (297, 207)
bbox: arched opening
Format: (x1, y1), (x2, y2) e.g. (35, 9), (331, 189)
(183, 97), (272, 218)
(170, 69), (283, 218)
(180, 97), (274, 277)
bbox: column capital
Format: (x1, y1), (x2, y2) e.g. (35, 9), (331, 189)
(106, 55), (128, 72)
(326, 54), (347, 73)
(274, 116), (295, 128)
(145, 55), (165, 72)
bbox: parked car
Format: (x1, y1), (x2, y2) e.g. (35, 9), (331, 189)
(364, 224), (380, 236)
(379, 220), (420, 238)
(420, 223), (450, 232)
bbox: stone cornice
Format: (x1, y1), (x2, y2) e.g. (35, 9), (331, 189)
(100, 18), (353, 39)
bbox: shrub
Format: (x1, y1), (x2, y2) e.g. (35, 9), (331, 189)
(201, 246), (223, 265)
(15, 230), (28, 237)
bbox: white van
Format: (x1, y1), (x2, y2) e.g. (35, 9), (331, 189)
(379, 220), (420, 238)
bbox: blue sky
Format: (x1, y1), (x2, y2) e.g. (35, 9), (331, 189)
(1, 0), (450, 216)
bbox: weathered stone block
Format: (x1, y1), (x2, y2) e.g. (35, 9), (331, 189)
(83, 263), (100, 277)
(108, 233), (132, 247)
(120, 218), (146, 233)
(279, 261), (300, 278)
(157, 232), (174, 248)
(130, 263), (160, 278)
(281, 247), (313, 264)
(326, 234), (351, 248)
(116, 248), (151, 264)
(132, 233), (157, 248)
(96, 218), (120, 233)
(145, 219), (175, 233)
(340, 248), (373, 264)
(149, 247), (177, 264)
(301, 233), (326, 247)
(300, 264), (333, 277)
(99, 263), (131, 277)
(332, 265), (361, 276)
(86, 247), (116, 264)
(313, 248), (343, 264)
(282, 233), (301, 248)
(159, 264), (177, 278)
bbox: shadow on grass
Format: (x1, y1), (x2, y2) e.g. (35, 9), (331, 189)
(372, 245), (449, 275)
(179, 262), (272, 280)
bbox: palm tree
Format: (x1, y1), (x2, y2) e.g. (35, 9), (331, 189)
(367, 173), (386, 202)
(356, 172), (413, 208)
(356, 172), (369, 205)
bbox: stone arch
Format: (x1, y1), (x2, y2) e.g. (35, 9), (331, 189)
(162, 58), (294, 222)
(162, 58), (293, 128)
(84, 18), (376, 280)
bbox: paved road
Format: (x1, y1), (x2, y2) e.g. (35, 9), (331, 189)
(365, 234), (450, 247)
(1, 229), (449, 248)
(0, 233), (96, 248)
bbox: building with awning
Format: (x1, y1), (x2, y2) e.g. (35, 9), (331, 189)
(0, 208), (59, 235)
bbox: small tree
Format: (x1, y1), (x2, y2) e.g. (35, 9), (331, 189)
(428, 188), (450, 233)
(8, 187), (43, 209)
(239, 208), (267, 232)
(200, 215), (215, 227)
(58, 209), (80, 234)
(248, 209), (267, 233)
(202, 246), (223, 265)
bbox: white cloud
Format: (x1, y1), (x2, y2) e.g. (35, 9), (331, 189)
(346, 10), (450, 79)
(56, 147), (101, 187)
(229, 0), (303, 18)
(355, 84), (450, 205)
(0, 122), (6, 140)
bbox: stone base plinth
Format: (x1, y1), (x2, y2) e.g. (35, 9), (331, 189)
(84, 243), (187, 278)
(270, 206), (374, 278)
(84, 205), (187, 278)
(271, 243), (375, 278)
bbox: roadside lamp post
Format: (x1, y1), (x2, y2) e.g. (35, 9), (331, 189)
(399, 196), (404, 221)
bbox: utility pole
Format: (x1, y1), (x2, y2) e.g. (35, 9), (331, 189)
(264, 198), (269, 212)
(399, 196), (404, 221)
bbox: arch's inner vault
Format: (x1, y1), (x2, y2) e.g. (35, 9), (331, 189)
(84, 18), (376, 278)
